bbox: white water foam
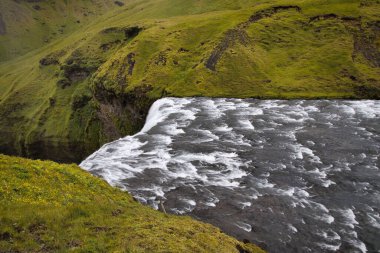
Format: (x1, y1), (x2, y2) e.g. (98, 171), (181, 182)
(339, 208), (359, 229)
(236, 221), (252, 232)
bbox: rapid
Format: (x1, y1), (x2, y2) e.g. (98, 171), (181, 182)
(81, 98), (380, 252)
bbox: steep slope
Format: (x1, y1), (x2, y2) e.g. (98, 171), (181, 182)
(0, 154), (265, 253)
(0, 0), (379, 162)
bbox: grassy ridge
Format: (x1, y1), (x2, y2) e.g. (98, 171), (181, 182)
(0, 0), (379, 162)
(0, 154), (265, 253)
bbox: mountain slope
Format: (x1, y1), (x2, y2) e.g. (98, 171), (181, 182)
(0, 0), (379, 162)
(0, 154), (265, 253)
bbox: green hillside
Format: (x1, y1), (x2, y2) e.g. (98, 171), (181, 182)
(0, 154), (265, 253)
(0, 0), (379, 162)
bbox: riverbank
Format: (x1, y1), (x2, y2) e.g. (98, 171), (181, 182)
(0, 154), (265, 253)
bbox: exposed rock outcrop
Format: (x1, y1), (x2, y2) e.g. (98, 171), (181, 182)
(93, 82), (154, 142)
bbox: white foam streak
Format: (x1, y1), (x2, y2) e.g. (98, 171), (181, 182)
(236, 221), (252, 232)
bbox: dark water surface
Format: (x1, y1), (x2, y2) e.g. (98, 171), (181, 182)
(81, 98), (380, 253)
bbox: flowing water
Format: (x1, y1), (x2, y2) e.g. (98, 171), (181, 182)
(80, 98), (380, 253)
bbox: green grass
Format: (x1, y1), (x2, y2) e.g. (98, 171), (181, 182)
(0, 154), (265, 253)
(0, 0), (379, 161)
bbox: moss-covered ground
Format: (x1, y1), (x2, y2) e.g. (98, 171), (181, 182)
(0, 154), (265, 253)
(0, 0), (379, 161)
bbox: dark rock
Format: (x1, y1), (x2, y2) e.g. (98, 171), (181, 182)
(124, 26), (142, 39)
(355, 85), (380, 99)
(61, 64), (92, 83)
(25, 139), (90, 164)
(236, 244), (250, 253)
(127, 52), (136, 75)
(49, 97), (56, 106)
(113, 53), (135, 88)
(349, 75), (357, 81)
(40, 57), (59, 66)
(0, 232), (11, 241)
(71, 94), (91, 110)
(114, 1), (124, 7)
(309, 13), (338, 22)
(57, 78), (71, 89)
(93, 83), (154, 142)
(341, 16), (358, 22)
(246, 5), (301, 25)
(68, 69), (89, 83)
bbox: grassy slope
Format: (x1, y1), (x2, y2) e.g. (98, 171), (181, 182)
(0, 154), (265, 253)
(0, 0), (379, 162)
(0, 0), (120, 61)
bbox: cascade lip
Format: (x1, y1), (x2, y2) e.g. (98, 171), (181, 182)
(81, 97), (380, 162)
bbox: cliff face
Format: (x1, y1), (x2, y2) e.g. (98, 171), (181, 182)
(0, 0), (379, 162)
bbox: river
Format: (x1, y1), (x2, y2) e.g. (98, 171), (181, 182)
(80, 98), (380, 253)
